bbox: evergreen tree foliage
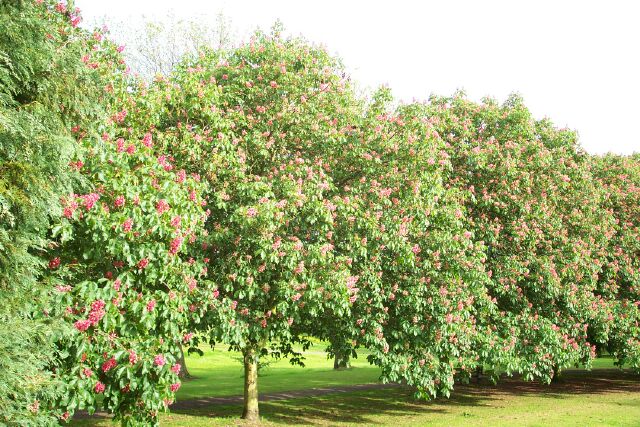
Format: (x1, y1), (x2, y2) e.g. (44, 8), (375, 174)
(0, 0), (108, 423)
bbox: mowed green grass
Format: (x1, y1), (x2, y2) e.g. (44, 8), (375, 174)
(177, 342), (380, 400)
(72, 347), (640, 426)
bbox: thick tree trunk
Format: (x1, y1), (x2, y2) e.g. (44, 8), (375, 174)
(333, 351), (350, 370)
(242, 348), (259, 421)
(177, 343), (192, 379)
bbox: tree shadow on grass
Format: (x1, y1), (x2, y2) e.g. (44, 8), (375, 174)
(460, 369), (640, 400)
(172, 387), (453, 425)
(170, 369), (640, 425)
(74, 370), (640, 425)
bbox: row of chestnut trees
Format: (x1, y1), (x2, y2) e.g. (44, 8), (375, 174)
(1, 1), (638, 425)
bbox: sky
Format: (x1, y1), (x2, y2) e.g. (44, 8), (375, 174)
(76, 0), (640, 155)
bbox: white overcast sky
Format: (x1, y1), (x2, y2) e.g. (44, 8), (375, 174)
(76, 0), (640, 155)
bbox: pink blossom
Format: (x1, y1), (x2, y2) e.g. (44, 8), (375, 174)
(129, 350), (138, 365)
(320, 243), (334, 255)
(114, 109), (127, 123)
(158, 155), (173, 171)
(70, 15), (81, 27)
(175, 169), (186, 184)
(114, 195), (125, 208)
(74, 319), (91, 332)
(170, 382), (181, 392)
(247, 207), (258, 217)
(122, 218), (133, 232)
(142, 132), (153, 148)
(94, 382), (105, 394)
(154, 354), (166, 367)
(101, 357), (117, 373)
(49, 257), (61, 269)
(412, 244), (421, 255)
(171, 363), (181, 375)
(169, 236), (183, 255)
(156, 199), (170, 215)
(146, 299), (156, 311)
(81, 193), (100, 209)
(125, 144), (136, 154)
(170, 216), (181, 228)
(88, 306), (105, 325)
(272, 237), (282, 250)
(62, 197), (78, 219)
(82, 368), (93, 378)
(138, 258), (149, 269)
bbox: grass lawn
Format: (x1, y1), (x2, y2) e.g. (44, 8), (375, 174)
(72, 346), (640, 426)
(177, 342), (381, 400)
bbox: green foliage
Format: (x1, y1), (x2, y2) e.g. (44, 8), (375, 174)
(0, 0), (110, 423)
(3, 5), (640, 423)
(592, 153), (640, 371)
(33, 34), (212, 425)
(412, 93), (617, 381)
(144, 30), (359, 365)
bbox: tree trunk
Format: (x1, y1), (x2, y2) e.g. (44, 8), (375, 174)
(551, 365), (561, 383)
(177, 343), (192, 379)
(474, 366), (483, 383)
(333, 351), (350, 370)
(242, 348), (259, 421)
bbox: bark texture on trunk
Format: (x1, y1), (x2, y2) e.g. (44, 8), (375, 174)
(333, 351), (351, 370)
(241, 348), (259, 421)
(177, 344), (192, 379)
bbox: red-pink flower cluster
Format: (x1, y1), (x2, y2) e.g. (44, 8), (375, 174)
(156, 199), (170, 214)
(142, 132), (153, 148)
(169, 236), (183, 255)
(122, 218), (133, 232)
(175, 169), (186, 184)
(154, 354), (166, 367)
(81, 193), (100, 210)
(114, 195), (125, 208)
(101, 357), (117, 373)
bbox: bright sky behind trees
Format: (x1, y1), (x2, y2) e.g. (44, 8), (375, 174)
(77, 0), (640, 155)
